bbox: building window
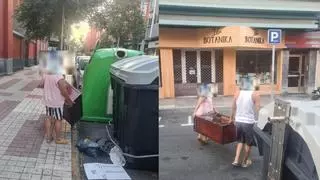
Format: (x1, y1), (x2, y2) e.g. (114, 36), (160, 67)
(236, 50), (277, 85)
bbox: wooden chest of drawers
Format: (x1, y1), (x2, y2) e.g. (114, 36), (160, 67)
(194, 114), (237, 145)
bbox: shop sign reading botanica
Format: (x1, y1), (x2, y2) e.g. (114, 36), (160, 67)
(244, 30), (265, 44)
(203, 29), (232, 44)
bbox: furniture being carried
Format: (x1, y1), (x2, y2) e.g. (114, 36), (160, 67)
(194, 113), (237, 145)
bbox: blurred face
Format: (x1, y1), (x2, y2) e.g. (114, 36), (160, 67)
(47, 51), (63, 74)
(198, 84), (211, 97)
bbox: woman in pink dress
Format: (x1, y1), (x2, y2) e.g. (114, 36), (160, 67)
(39, 51), (74, 144)
(193, 84), (217, 144)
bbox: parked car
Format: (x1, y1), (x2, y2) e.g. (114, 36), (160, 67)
(75, 56), (90, 89)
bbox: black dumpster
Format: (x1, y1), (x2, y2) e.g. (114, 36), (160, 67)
(110, 55), (159, 172)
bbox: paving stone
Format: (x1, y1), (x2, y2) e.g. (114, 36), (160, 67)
(1, 155), (11, 160)
(31, 168), (43, 175)
(0, 100), (20, 121)
(52, 177), (63, 180)
(43, 168), (53, 176)
(26, 94), (42, 99)
(0, 171), (21, 179)
(31, 174), (42, 180)
(11, 166), (24, 173)
(37, 159), (46, 163)
(24, 71), (36, 76)
(0, 79), (22, 89)
(27, 157), (37, 162)
(16, 161), (27, 167)
(52, 170), (64, 177)
(42, 175), (53, 180)
(7, 161), (17, 166)
(23, 167), (33, 174)
(25, 161), (36, 168)
(44, 164), (54, 169)
(0, 92), (13, 96)
(20, 173), (32, 180)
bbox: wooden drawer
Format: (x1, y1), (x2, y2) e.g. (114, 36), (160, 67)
(194, 114), (236, 145)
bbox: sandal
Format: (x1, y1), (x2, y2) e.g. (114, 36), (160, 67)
(45, 136), (53, 143)
(242, 159), (252, 168)
(232, 161), (241, 167)
(55, 139), (69, 144)
(197, 135), (208, 145)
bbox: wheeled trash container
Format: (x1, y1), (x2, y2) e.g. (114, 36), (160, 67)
(110, 55), (159, 171)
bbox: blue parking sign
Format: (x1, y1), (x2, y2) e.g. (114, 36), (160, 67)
(268, 29), (282, 44)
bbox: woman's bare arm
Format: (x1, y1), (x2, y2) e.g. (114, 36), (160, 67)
(230, 90), (240, 122)
(252, 91), (261, 113)
(57, 79), (73, 105)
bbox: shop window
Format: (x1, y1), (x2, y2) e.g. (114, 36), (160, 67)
(236, 51), (277, 85)
(173, 49), (182, 83)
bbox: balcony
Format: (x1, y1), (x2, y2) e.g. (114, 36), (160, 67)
(13, 17), (26, 37)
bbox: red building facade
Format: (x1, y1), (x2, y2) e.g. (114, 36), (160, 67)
(83, 28), (101, 54)
(0, 0), (47, 75)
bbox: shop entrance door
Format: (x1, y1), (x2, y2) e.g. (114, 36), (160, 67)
(288, 55), (305, 93)
(185, 51), (197, 83)
(173, 49), (223, 96)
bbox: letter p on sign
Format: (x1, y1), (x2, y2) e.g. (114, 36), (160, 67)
(268, 29), (282, 44)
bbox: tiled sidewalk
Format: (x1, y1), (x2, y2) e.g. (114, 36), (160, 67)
(0, 67), (72, 180)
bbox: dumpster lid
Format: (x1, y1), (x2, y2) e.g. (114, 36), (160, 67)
(110, 55), (158, 85)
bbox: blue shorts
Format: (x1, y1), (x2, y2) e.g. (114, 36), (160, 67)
(235, 122), (256, 146)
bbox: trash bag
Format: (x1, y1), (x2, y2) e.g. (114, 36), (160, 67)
(97, 139), (115, 154)
(109, 146), (126, 166)
(76, 138), (102, 158)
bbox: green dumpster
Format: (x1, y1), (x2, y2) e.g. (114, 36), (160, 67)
(81, 48), (143, 123)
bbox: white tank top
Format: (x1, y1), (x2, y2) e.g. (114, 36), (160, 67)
(235, 90), (255, 124)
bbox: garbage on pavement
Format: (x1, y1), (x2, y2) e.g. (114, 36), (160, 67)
(76, 138), (102, 158)
(109, 146), (126, 166)
(83, 163), (131, 180)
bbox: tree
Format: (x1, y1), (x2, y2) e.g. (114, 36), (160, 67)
(15, 0), (100, 46)
(89, 0), (145, 49)
(68, 22), (90, 52)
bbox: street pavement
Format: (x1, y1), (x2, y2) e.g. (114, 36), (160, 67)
(159, 95), (311, 180)
(0, 67), (72, 180)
